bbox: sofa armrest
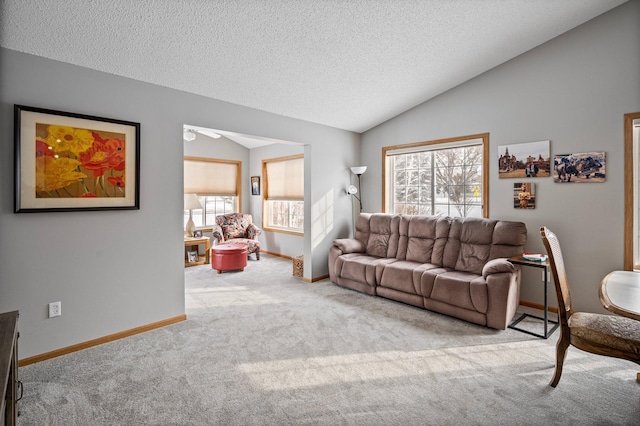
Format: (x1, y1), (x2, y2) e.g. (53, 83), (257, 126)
(482, 258), (516, 279)
(333, 238), (365, 254)
(212, 224), (224, 244)
(247, 223), (262, 239)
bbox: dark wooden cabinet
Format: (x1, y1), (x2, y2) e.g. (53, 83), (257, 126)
(1, 311), (19, 426)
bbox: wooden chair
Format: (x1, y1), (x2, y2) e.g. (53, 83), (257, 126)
(540, 226), (640, 387)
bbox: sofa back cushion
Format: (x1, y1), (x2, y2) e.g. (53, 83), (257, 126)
(398, 215), (451, 264)
(451, 217), (496, 274)
(443, 217), (526, 275)
(353, 213), (526, 271)
(355, 213), (400, 258)
(489, 220), (528, 259)
(354, 213), (372, 246)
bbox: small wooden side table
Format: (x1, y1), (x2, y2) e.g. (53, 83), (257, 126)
(508, 255), (559, 339)
(184, 236), (210, 267)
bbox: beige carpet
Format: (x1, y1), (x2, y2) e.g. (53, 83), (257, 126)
(17, 254), (639, 425)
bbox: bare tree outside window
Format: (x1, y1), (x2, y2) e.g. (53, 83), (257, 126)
(434, 145), (482, 217)
(267, 200), (303, 231)
(385, 135), (487, 218)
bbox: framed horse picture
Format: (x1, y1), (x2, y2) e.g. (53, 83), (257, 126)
(553, 151), (606, 183)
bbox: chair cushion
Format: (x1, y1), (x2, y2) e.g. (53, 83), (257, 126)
(222, 224), (245, 240)
(569, 312), (640, 355)
(216, 213), (256, 240)
(223, 238), (260, 255)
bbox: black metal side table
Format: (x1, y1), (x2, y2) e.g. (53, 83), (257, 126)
(508, 256), (559, 339)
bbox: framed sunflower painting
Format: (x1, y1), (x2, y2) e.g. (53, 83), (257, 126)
(14, 105), (140, 213)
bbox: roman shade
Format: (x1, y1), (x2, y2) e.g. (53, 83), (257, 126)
(184, 158), (239, 196)
(265, 155), (303, 201)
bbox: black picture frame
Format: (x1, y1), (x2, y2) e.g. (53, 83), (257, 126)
(251, 176), (260, 195)
(193, 230), (203, 238)
(14, 104), (141, 213)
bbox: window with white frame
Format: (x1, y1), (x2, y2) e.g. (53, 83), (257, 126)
(184, 156), (241, 228)
(383, 134), (488, 218)
(263, 154), (304, 234)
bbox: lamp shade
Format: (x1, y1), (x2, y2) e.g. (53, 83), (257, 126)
(350, 166), (367, 175)
(184, 193), (202, 210)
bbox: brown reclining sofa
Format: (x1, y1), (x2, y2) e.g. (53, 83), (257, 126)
(329, 213), (527, 330)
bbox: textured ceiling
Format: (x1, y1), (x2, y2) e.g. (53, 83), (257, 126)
(0, 0), (627, 133)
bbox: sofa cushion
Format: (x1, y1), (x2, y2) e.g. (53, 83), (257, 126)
(353, 213), (372, 247)
(333, 238), (365, 254)
(337, 254), (397, 287)
(454, 217), (496, 275)
(365, 214), (401, 258)
(398, 215), (439, 263)
(442, 218), (462, 269)
(482, 258), (516, 278)
(419, 267), (453, 298)
(429, 271), (488, 313)
(378, 261), (437, 295)
(431, 217), (453, 266)
(489, 220), (528, 259)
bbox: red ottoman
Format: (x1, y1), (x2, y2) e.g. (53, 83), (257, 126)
(211, 244), (248, 274)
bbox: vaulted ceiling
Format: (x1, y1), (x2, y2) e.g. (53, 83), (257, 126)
(0, 0), (627, 133)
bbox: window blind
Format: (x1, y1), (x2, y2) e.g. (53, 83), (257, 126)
(265, 156), (304, 201)
(184, 158), (239, 196)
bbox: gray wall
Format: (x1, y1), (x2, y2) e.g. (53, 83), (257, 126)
(0, 48), (359, 359)
(360, 1), (640, 314)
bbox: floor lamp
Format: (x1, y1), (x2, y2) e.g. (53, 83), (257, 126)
(349, 166), (367, 211)
(184, 194), (203, 237)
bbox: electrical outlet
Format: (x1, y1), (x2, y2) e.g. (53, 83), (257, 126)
(48, 301), (61, 318)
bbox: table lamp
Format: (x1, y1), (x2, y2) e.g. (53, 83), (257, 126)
(184, 194), (203, 237)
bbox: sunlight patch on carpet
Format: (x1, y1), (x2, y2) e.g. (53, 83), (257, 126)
(236, 340), (552, 390)
(185, 286), (283, 308)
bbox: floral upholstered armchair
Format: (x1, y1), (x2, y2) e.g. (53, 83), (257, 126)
(212, 213), (262, 260)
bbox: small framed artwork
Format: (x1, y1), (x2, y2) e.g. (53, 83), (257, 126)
(498, 140), (550, 179)
(193, 230), (203, 238)
(514, 182), (536, 209)
(14, 104), (140, 213)
(186, 250), (199, 263)
(251, 176), (260, 195)
(553, 151), (606, 183)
